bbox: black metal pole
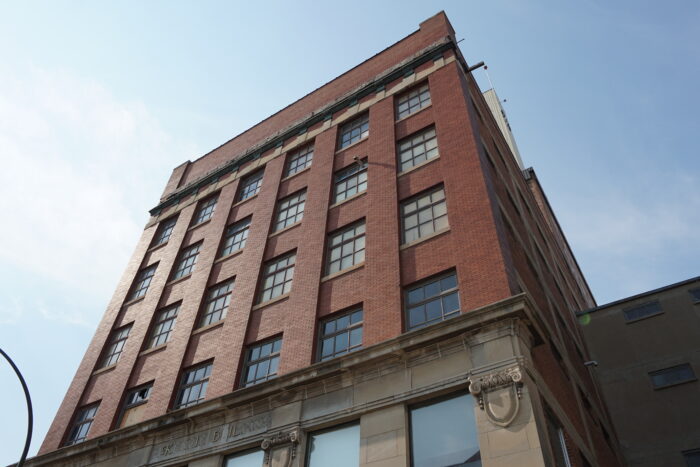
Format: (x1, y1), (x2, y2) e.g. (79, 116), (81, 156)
(0, 348), (33, 467)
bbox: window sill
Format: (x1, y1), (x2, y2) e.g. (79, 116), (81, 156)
(166, 274), (192, 287)
(400, 227), (451, 250)
(335, 136), (368, 155)
(280, 166), (311, 182)
(147, 241), (168, 253)
(92, 364), (117, 376)
(397, 155), (440, 177)
(233, 194), (258, 208)
(252, 293), (291, 311)
(139, 344), (167, 357)
(329, 190), (367, 209)
(214, 248), (244, 264)
(321, 263), (365, 283)
(395, 103), (432, 124)
(123, 295), (146, 308)
(269, 221), (302, 238)
(192, 320), (225, 335)
(188, 218), (211, 232)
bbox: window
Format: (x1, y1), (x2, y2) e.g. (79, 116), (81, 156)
(101, 325), (131, 367)
(242, 337), (282, 387)
(274, 190), (306, 231)
(286, 144), (314, 176)
(172, 243), (201, 280)
(396, 82), (431, 119)
(338, 113), (369, 149)
(401, 185), (448, 244)
(623, 300), (663, 322)
(405, 271), (460, 330)
(65, 403), (99, 446)
(149, 304), (179, 348)
(128, 264), (157, 301)
(152, 216), (177, 247)
(238, 170), (263, 201)
(326, 221), (365, 275)
(174, 362), (212, 409)
(259, 253), (296, 303)
(306, 423), (360, 467)
(545, 409), (572, 467)
(409, 394), (480, 467)
(200, 280), (234, 327)
(319, 309), (363, 361)
(225, 450), (265, 467)
(192, 195), (217, 226)
(689, 287), (700, 303)
(220, 218), (251, 257)
(649, 363), (696, 389)
(398, 126), (438, 172)
(334, 160), (367, 203)
(118, 383), (152, 428)
(684, 449), (700, 467)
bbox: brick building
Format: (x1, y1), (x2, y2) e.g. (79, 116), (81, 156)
(30, 12), (623, 467)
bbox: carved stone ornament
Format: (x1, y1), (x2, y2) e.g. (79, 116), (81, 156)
(261, 428), (300, 467)
(468, 366), (524, 427)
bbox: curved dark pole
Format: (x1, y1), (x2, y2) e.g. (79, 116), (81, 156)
(0, 348), (33, 467)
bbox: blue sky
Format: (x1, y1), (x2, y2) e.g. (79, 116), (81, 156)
(0, 1), (698, 463)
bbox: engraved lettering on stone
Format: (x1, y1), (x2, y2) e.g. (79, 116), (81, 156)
(228, 413), (272, 439)
(468, 366), (524, 427)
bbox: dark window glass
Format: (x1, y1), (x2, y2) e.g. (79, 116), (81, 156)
(175, 362), (212, 409)
(200, 280), (234, 327)
(243, 337), (282, 387)
(65, 403), (99, 446)
(101, 325), (131, 367)
(410, 394), (481, 467)
(124, 384), (151, 409)
(396, 83), (431, 119)
(649, 363), (696, 389)
(307, 423), (360, 467)
(689, 288), (700, 303)
(225, 450), (265, 466)
(405, 272), (460, 330)
(274, 190), (306, 231)
(128, 264), (157, 301)
(286, 145), (314, 176)
(684, 449), (700, 467)
(172, 243), (201, 280)
(149, 304), (179, 348)
(338, 114), (369, 149)
(193, 195), (217, 225)
(326, 221), (365, 275)
(221, 218), (251, 257)
(401, 186), (448, 244)
(397, 126), (438, 172)
(259, 253), (295, 303)
(623, 300), (663, 322)
(152, 216), (177, 246)
(319, 309), (363, 361)
(334, 160), (367, 203)
(239, 171), (264, 201)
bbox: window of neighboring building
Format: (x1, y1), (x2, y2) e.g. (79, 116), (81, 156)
(409, 394), (480, 467)
(405, 271), (460, 331)
(545, 409), (572, 467)
(286, 144), (314, 176)
(259, 253), (296, 303)
(326, 221), (365, 275)
(649, 363), (697, 389)
(338, 113), (369, 149)
(623, 300), (663, 322)
(101, 325), (131, 367)
(689, 287), (700, 303)
(128, 264), (157, 301)
(220, 217), (251, 257)
(274, 190), (306, 231)
(192, 195), (218, 226)
(334, 159), (367, 204)
(172, 242), (202, 280)
(242, 337), (282, 387)
(200, 280), (234, 327)
(396, 82), (431, 119)
(64, 403), (99, 446)
(306, 423), (360, 467)
(401, 185), (448, 244)
(398, 126), (438, 172)
(224, 449), (265, 467)
(238, 170), (264, 201)
(152, 216), (177, 247)
(118, 383), (152, 428)
(683, 448), (700, 467)
(319, 308), (363, 361)
(149, 304), (179, 348)
(174, 361), (212, 409)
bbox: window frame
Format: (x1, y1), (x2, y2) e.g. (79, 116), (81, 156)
(258, 252), (296, 303)
(64, 402), (99, 446)
(149, 303), (179, 348)
(273, 190), (306, 232)
(397, 126), (438, 173)
(220, 217), (251, 258)
(171, 242), (202, 280)
(174, 361), (213, 409)
(128, 263), (158, 302)
(192, 194), (218, 226)
(333, 159), (368, 204)
(318, 308), (363, 362)
(238, 170), (264, 201)
(404, 270), (460, 331)
(100, 325), (131, 368)
(325, 220), (366, 275)
(689, 287), (700, 304)
(396, 82), (431, 120)
(242, 336), (282, 387)
(151, 215), (178, 247)
(117, 382), (153, 427)
(337, 113), (369, 149)
(305, 422), (361, 467)
(285, 144), (314, 176)
(199, 280), (235, 327)
(400, 185), (449, 244)
(649, 363), (697, 389)
(622, 300), (664, 323)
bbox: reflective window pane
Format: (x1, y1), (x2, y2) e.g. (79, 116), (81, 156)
(225, 449), (264, 467)
(307, 423), (360, 467)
